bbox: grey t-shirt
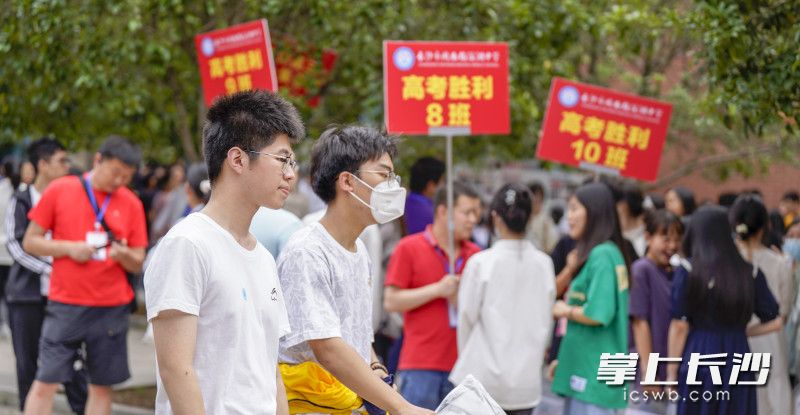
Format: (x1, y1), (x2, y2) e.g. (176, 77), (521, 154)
(277, 222), (374, 364)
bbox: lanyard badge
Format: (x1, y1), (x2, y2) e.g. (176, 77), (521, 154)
(83, 175), (113, 261)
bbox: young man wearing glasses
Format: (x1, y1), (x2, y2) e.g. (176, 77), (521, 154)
(144, 90), (304, 414)
(277, 126), (434, 415)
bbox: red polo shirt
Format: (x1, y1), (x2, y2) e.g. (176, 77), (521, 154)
(385, 225), (481, 372)
(28, 175), (148, 307)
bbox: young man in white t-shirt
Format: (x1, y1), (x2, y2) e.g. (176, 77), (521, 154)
(277, 126), (434, 415)
(144, 90), (304, 414)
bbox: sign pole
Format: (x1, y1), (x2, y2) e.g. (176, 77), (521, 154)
(445, 134), (458, 328)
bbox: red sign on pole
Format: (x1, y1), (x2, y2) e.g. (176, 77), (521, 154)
(383, 41), (510, 136)
(536, 77), (673, 182)
(195, 20), (278, 107)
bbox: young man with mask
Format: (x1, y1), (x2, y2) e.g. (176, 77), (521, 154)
(384, 182), (482, 410)
(144, 90), (303, 414)
(278, 126), (434, 415)
(22, 135), (147, 415)
(5, 138), (88, 414)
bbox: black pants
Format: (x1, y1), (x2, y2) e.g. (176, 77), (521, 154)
(8, 300), (88, 413)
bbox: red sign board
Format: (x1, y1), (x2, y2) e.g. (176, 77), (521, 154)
(275, 39), (338, 108)
(536, 77), (673, 182)
(383, 41), (510, 135)
(195, 20), (278, 107)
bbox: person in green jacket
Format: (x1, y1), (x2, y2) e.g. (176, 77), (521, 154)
(551, 182), (633, 414)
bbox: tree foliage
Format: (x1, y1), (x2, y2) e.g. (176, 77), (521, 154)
(1, 0), (797, 179)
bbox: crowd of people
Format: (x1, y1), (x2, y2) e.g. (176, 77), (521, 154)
(0, 89), (799, 415)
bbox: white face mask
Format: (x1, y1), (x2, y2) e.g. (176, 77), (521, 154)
(349, 174), (407, 224)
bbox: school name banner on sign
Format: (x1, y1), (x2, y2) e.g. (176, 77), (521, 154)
(383, 40), (510, 135)
(536, 77), (673, 182)
(195, 19), (278, 106)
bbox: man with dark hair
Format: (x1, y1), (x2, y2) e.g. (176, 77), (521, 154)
(5, 138), (87, 413)
(384, 181), (482, 409)
(145, 90), (304, 415)
(780, 191), (800, 229)
(278, 125), (433, 415)
(22, 135), (147, 414)
(404, 157), (445, 235)
(525, 181), (558, 253)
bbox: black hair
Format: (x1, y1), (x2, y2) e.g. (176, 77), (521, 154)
(768, 209), (786, 237)
(310, 125), (397, 203)
(729, 194), (768, 241)
(203, 90), (305, 183)
(783, 191), (800, 203)
(490, 183), (532, 234)
(527, 181), (545, 198)
(647, 193), (666, 210)
(550, 205), (565, 225)
(718, 192), (739, 208)
(644, 209), (684, 237)
(27, 137), (66, 176)
(99, 135), (142, 168)
(434, 180), (481, 209)
(669, 187), (696, 215)
(683, 206), (754, 326)
(186, 162), (211, 204)
(573, 182), (633, 271)
(409, 157), (445, 193)
(620, 180), (644, 218)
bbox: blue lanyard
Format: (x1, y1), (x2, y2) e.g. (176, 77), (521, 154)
(82, 175), (112, 228)
(433, 246), (465, 274)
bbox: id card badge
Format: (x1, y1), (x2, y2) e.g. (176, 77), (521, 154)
(86, 230), (108, 261)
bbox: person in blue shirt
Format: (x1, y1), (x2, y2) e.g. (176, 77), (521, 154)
(404, 157), (444, 235)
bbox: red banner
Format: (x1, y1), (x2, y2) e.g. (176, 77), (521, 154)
(195, 20), (278, 107)
(275, 39), (338, 108)
(383, 41), (509, 136)
(536, 77), (673, 182)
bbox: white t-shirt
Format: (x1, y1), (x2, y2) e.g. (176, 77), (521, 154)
(144, 213), (291, 415)
(450, 239), (556, 410)
(277, 221), (374, 364)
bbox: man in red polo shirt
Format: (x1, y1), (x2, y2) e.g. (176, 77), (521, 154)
(21, 135), (147, 415)
(384, 181), (482, 410)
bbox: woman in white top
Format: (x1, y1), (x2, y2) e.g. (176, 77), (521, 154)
(450, 183), (556, 415)
(730, 194), (793, 415)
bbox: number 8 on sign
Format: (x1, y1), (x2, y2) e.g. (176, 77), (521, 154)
(426, 103), (444, 127)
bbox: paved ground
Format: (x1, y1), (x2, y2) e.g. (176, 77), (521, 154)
(0, 317), (155, 414)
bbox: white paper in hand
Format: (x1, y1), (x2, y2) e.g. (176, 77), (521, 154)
(435, 375), (505, 415)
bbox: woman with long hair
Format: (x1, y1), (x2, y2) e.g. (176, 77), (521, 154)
(450, 183), (555, 415)
(551, 182), (632, 414)
(668, 206), (781, 415)
(729, 195), (792, 415)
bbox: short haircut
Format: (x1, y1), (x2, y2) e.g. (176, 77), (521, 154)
(527, 181), (545, 198)
(434, 180), (481, 209)
(409, 157), (445, 193)
(27, 137), (65, 175)
(203, 90), (305, 183)
(99, 135), (142, 168)
(310, 126), (398, 203)
(783, 191), (800, 203)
